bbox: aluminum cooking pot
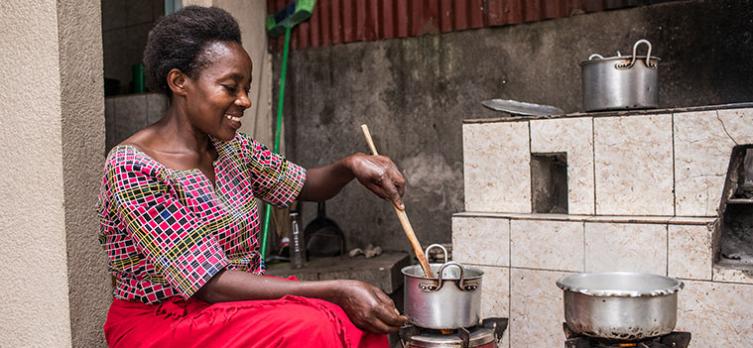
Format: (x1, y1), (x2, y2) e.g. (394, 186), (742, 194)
(581, 39), (660, 111)
(402, 244), (483, 329)
(556, 272), (684, 340)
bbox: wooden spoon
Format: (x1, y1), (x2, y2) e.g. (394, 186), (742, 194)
(360, 124), (435, 279)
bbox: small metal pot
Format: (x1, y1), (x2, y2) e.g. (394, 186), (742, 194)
(557, 272), (684, 340)
(581, 39), (660, 111)
(402, 244), (483, 329)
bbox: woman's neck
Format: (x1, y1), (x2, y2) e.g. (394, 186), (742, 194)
(157, 102), (211, 154)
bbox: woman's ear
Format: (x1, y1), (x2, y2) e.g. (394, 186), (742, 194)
(166, 68), (189, 96)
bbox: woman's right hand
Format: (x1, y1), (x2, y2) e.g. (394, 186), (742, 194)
(332, 280), (408, 334)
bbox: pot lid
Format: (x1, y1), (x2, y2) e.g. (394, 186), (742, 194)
(556, 272), (684, 297)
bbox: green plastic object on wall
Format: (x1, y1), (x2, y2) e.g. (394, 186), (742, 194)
(131, 63), (145, 93)
(265, 0), (316, 37)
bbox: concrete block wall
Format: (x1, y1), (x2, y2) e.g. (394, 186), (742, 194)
(105, 93), (168, 151)
(454, 106), (753, 347)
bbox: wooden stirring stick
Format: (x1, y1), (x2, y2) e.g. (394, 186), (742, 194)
(360, 124), (435, 279)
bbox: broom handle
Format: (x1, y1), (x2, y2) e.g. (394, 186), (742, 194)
(360, 125), (434, 278)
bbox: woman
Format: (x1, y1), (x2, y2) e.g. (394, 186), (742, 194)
(98, 6), (407, 347)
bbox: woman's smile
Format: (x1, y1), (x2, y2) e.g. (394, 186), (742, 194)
(224, 113), (243, 129)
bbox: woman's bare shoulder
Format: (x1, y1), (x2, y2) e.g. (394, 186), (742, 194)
(117, 126), (204, 171)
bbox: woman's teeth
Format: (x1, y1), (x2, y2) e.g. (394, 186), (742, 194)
(225, 114), (241, 122)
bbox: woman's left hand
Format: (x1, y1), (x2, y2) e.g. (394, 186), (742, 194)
(347, 153), (406, 210)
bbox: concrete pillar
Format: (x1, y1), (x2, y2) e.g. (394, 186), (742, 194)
(0, 0), (108, 346)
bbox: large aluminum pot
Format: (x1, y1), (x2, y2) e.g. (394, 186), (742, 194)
(581, 39), (660, 111)
(556, 272), (684, 340)
(402, 244), (483, 329)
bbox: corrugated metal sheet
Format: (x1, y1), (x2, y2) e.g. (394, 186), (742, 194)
(267, 0), (678, 50)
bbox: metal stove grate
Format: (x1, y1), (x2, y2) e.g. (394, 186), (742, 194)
(563, 323), (691, 348)
(399, 317), (508, 348)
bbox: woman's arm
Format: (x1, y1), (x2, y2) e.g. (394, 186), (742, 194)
(196, 269), (407, 333)
(298, 152), (406, 209)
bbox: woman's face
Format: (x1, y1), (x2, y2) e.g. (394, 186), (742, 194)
(183, 41), (253, 141)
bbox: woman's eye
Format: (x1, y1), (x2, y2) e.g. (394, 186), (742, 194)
(222, 85), (237, 93)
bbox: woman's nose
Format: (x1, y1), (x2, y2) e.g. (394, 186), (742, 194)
(235, 90), (252, 109)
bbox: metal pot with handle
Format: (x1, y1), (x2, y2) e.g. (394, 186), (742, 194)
(557, 272), (684, 340)
(581, 39), (660, 111)
(402, 244), (483, 329)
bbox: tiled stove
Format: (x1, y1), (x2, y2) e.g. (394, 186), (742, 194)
(453, 104), (753, 347)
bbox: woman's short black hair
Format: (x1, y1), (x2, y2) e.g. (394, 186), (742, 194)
(143, 6), (242, 95)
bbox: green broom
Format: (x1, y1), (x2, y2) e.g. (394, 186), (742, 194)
(260, 0), (316, 270)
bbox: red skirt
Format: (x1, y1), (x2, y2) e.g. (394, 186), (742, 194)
(104, 292), (388, 348)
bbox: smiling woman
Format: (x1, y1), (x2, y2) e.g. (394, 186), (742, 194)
(97, 6), (408, 348)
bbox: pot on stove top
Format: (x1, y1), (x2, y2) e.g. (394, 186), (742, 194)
(557, 272), (684, 341)
(402, 244), (484, 330)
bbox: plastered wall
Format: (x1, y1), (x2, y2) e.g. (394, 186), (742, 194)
(0, 0), (108, 346)
(0, 0), (72, 346)
(59, 0), (110, 346)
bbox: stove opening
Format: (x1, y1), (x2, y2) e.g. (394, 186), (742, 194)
(717, 146), (753, 270)
(531, 152), (568, 214)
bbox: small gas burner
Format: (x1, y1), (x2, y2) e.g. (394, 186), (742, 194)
(399, 318), (508, 348)
(563, 323), (691, 348)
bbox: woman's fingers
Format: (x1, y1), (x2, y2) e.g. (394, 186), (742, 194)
(373, 287), (398, 309)
(370, 157), (405, 209)
(389, 166), (406, 197)
(352, 153), (407, 209)
(372, 289), (408, 327)
(380, 175), (404, 210)
(374, 304), (407, 327)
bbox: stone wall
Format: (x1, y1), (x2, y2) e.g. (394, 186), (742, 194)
(455, 105), (753, 347)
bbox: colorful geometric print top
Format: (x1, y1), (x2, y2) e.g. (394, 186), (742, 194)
(97, 132), (306, 304)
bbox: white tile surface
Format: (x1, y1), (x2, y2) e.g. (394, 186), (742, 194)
(530, 118), (595, 214)
(476, 266), (510, 348)
(712, 265), (753, 284)
(531, 118), (594, 214)
(510, 220), (584, 272)
(585, 222), (667, 274)
(509, 268), (570, 348)
(594, 115), (674, 215)
(452, 217), (510, 266)
(463, 122), (531, 213)
(668, 224), (713, 280)
(676, 280), (753, 347)
(674, 111), (735, 216)
(717, 108), (753, 144)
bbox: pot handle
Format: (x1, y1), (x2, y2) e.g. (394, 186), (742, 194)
(617, 39), (656, 69)
(424, 244), (448, 264)
(588, 53), (604, 60)
(436, 261), (466, 291)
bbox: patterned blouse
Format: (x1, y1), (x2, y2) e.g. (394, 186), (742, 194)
(97, 133), (306, 304)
